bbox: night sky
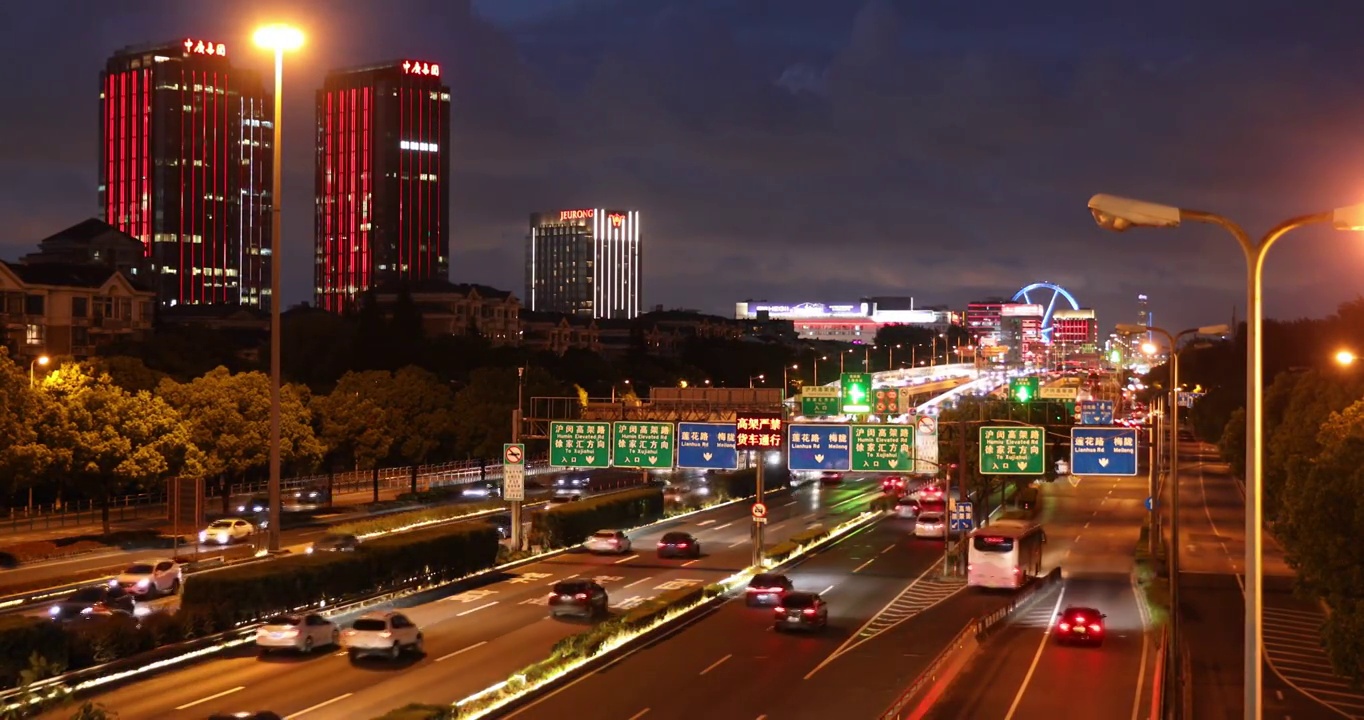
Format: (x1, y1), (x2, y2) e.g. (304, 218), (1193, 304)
(2, 0), (1363, 334)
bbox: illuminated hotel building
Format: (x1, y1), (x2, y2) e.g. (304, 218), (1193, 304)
(733, 299), (958, 342)
(1052, 308), (1099, 352)
(314, 59), (451, 313)
(99, 38), (273, 308)
(526, 209), (642, 319)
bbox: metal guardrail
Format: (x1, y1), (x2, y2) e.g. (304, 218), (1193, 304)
(878, 566), (1065, 720)
(0, 458), (553, 536)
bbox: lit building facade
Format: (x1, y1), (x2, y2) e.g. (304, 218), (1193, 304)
(526, 209), (642, 319)
(732, 301), (958, 343)
(1051, 308), (1099, 352)
(315, 59), (451, 313)
(99, 38), (272, 308)
(0, 262), (155, 362)
(965, 299), (1006, 345)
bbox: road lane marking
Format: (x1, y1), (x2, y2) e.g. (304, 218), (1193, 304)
(697, 519), (716, 526)
(822, 584), (836, 595)
(626, 710), (650, 720)
(436, 640), (488, 662)
(682, 559), (700, 567)
(784, 500), (798, 506)
(286, 693), (353, 719)
(456, 601), (498, 617)
(624, 576), (653, 589)
(176, 686), (244, 710)
(714, 521), (734, 530)
(699, 654), (732, 675)
(614, 554), (640, 565)
(852, 557), (876, 573)
(1130, 575), (1151, 720)
(728, 539), (748, 548)
(1002, 587), (1067, 720)
(880, 543), (895, 554)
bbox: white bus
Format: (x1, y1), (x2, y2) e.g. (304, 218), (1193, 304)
(966, 519), (1046, 590)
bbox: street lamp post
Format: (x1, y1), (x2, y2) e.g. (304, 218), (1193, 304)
(1090, 193), (1364, 719)
(254, 23), (304, 554)
(748, 374), (765, 389)
(785, 364), (798, 394)
(28, 355), (50, 387)
(1119, 321), (1230, 715)
(813, 355), (827, 385)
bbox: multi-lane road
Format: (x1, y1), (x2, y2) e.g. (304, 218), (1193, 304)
(1176, 440), (1364, 720)
(40, 477), (884, 719)
(925, 470), (1155, 719)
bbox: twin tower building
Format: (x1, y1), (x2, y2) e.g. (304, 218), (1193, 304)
(98, 37), (641, 320)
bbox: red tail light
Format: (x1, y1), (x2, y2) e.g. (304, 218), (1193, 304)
(1075, 615), (1085, 623)
(774, 606), (785, 614)
(802, 608), (816, 616)
(575, 593), (588, 600)
(1088, 623), (1102, 633)
(677, 542), (689, 548)
(1058, 622), (1071, 632)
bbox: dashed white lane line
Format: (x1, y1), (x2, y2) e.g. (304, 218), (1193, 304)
(436, 640), (487, 662)
(699, 654), (732, 675)
(624, 576), (653, 589)
(176, 686), (244, 710)
(614, 554), (640, 564)
(456, 601), (498, 617)
(285, 693), (353, 719)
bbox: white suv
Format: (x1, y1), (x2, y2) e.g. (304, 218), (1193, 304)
(200, 518), (253, 545)
(256, 613), (338, 655)
(110, 558), (181, 597)
(342, 611), (423, 661)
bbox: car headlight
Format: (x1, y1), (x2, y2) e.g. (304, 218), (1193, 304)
(198, 531), (208, 542)
(306, 545), (315, 554)
(135, 579), (150, 588)
(236, 506), (246, 513)
(48, 606), (60, 617)
(109, 579), (119, 588)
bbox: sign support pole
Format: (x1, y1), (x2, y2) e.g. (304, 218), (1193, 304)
(511, 366), (524, 552)
(1148, 426), (1158, 561)
(753, 454), (765, 567)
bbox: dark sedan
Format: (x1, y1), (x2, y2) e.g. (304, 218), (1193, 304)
(656, 531), (701, 559)
(48, 587), (135, 622)
(307, 533), (360, 553)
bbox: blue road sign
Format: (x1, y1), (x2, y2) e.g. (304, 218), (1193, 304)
(676, 422), (738, 470)
(1145, 496), (1154, 511)
(1070, 427), (1141, 476)
(950, 501), (975, 531)
(788, 424), (851, 471)
(1080, 400), (1115, 425)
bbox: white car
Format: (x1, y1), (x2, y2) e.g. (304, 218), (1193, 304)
(256, 613), (339, 655)
(199, 518), (254, 545)
(583, 530), (631, 555)
(342, 611), (423, 661)
(914, 512), (946, 539)
(110, 558), (182, 597)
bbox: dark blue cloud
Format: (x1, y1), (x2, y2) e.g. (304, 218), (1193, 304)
(1, 0), (1362, 336)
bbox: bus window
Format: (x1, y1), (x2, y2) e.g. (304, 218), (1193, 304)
(973, 535), (1014, 553)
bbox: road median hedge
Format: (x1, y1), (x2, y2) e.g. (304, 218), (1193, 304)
(330, 499), (506, 537)
(182, 522), (500, 626)
(529, 488), (664, 549)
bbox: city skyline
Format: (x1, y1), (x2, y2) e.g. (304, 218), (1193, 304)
(1, 0), (1362, 334)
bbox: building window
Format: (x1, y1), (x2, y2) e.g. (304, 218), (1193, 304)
(25, 324), (43, 346)
(72, 326), (89, 348)
(24, 295), (44, 316)
(71, 297), (89, 318)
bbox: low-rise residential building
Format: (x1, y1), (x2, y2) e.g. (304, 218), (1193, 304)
(372, 280), (521, 346)
(0, 261), (154, 362)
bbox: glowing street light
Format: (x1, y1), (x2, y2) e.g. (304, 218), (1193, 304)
(29, 355), (50, 387)
(1336, 349), (1356, 367)
(1092, 191), (1364, 720)
(254, 22), (304, 555)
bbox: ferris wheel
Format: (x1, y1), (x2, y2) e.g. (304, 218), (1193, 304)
(1011, 282), (1080, 343)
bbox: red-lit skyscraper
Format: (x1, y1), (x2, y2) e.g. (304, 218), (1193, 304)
(99, 38), (273, 308)
(314, 59), (451, 313)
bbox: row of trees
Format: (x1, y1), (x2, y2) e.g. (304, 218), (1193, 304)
(1140, 298), (1364, 681)
(0, 349), (569, 534)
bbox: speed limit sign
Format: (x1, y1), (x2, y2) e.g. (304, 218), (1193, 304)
(751, 502), (768, 520)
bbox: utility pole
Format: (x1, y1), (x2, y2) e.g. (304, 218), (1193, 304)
(510, 367), (524, 551)
(752, 452), (765, 566)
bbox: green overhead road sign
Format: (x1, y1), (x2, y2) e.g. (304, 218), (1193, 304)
(980, 425), (1045, 475)
(549, 421), (611, 468)
(841, 373), (871, 414)
(800, 385), (840, 417)
(1010, 377), (1039, 403)
(612, 421), (675, 468)
(851, 424), (914, 472)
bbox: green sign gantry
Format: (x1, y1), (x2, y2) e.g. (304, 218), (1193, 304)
(801, 386), (840, 417)
(841, 373), (871, 414)
(851, 424), (914, 472)
(612, 421), (675, 468)
(549, 421), (612, 468)
(980, 425), (1045, 475)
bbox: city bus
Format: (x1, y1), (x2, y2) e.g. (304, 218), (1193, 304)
(966, 519), (1046, 590)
